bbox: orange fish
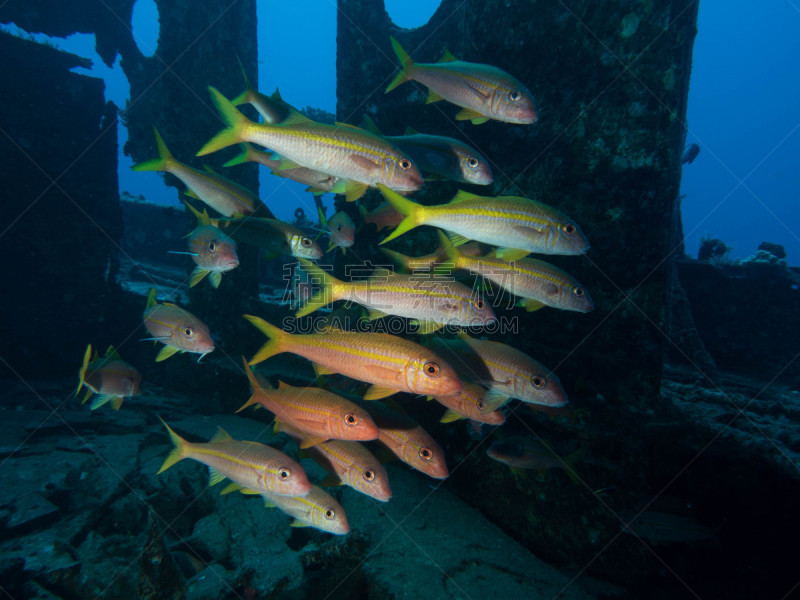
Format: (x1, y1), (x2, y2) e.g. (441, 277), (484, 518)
(237, 359), (379, 448)
(431, 383), (505, 425)
(359, 201), (404, 232)
(76, 344), (142, 410)
(142, 289), (215, 362)
(262, 485), (350, 534)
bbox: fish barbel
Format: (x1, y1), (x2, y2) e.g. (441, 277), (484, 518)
(378, 185), (589, 256)
(243, 315), (462, 399)
(198, 87), (423, 202)
(142, 289), (214, 362)
(262, 484), (350, 534)
(157, 419), (312, 497)
(76, 345), (142, 411)
(385, 37), (538, 125)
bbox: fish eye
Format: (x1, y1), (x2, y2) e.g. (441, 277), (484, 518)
(184, 327), (193, 337)
(467, 157), (479, 168)
(208, 241), (216, 252)
(279, 468), (290, 480)
(301, 237), (312, 248)
(344, 413), (358, 426)
(324, 508), (336, 520)
(562, 223), (576, 235)
(399, 158), (412, 171)
(508, 90), (522, 102)
(419, 447), (433, 461)
(336, 224), (342, 231)
(530, 375), (546, 389)
(424, 362), (440, 377)
(474, 299), (484, 309)
(363, 469), (375, 481)
(478, 401), (486, 410)
(574, 287), (585, 297)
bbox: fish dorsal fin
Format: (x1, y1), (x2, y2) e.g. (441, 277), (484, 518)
(335, 121), (363, 131)
(360, 114), (382, 135)
(438, 49), (458, 63)
(202, 164), (219, 175)
(105, 345), (121, 360)
(281, 111), (313, 127)
(184, 189), (201, 200)
(403, 126), (419, 136)
(210, 427), (233, 443)
(277, 380), (291, 390)
(450, 190), (484, 204)
(271, 87), (283, 100)
(370, 267), (394, 279)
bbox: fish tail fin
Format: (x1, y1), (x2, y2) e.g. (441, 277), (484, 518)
(145, 288), (158, 311)
(376, 184), (423, 245)
(197, 87), (250, 156)
(378, 247), (413, 273)
(76, 344), (92, 397)
(131, 127), (175, 172)
(230, 56), (252, 106)
(243, 315), (287, 365)
(184, 200), (212, 227)
(385, 36), (414, 93)
(295, 259), (343, 318)
(157, 417), (188, 474)
(223, 143), (253, 167)
(237, 357), (266, 412)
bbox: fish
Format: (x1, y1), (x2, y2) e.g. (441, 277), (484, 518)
(377, 185), (589, 256)
(428, 334), (567, 408)
(224, 143), (343, 196)
(380, 240), (486, 273)
(621, 511), (717, 544)
(141, 288), (215, 362)
(319, 209), (355, 252)
(436, 231), (594, 313)
(172, 203), (239, 289)
(385, 37), (538, 125)
(295, 258), (496, 334)
(359, 201), (404, 232)
(198, 87), (424, 202)
(358, 399), (448, 479)
(215, 215), (323, 260)
(262, 484), (349, 534)
(131, 128), (257, 217)
(157, 418), (312, 497)
(430, 383), (505, 425)
(486, 437), (582, 482)
(237, 359), (379, 448)
(243, 315), (463, 399)
(280, 422), (391, 502)
(361, 116), (492, 185)
(231, 61), (296, 124)
(681, 143), (700, 165)
(76, 344), (142, 410)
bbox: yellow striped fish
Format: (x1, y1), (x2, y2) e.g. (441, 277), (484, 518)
(378, 185), (589, 256)
(385, 37), (538, 125)
(198, 87), (423, 202)
(436, 232), (594, 313)
(142, 289), (214, 362)
(131, 128), (257, 217)
(237, 360), (379, 448)
(262, 484), (349, 534)
(76, 344), (142, 411)
(431, 382), (505, 425)
(231, 61), (295, 124)
(428, 334), (567, 408)
(243, 315), (462, 399)
(215, 215), (322, 260)
(175, 203), (239, 289)
(157, 418), (312, 497)
(280, 422), (392, 502)
(295, 258), (495, 334)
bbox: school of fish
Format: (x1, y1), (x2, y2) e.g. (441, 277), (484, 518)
(80, 38), (594, 534)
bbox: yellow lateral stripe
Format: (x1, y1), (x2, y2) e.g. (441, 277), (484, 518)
(253, 125), (393, 161)
(145, 316), (180, 331)
(304, 338), (409, 366)
(348, 283), (471, 299)
(264, 392), (337, 418)
(191, 446), (281, 473)
(316, 443), (355, 469)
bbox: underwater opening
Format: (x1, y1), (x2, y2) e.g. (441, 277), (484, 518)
(384, 0), (442, 29)
(131, 0), (159, 57)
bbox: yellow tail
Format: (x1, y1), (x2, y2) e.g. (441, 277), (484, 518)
(197, 87), (250, 156)
(242, 315), (288, 365)
(385, 37), (414, 94)
(75, 344), (92, 397)
(295, 259), (344, 318)
(157, 417), (188, 474)
(376, 184), (423, 245)
(131, 128), (175, 172)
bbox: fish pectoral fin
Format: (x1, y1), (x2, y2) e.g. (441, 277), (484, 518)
(344, 179), (369, 203)
(464, 82), (490, 100)
(298, 436), (328, 449)
(220, 482), (242, 495)
(512, 223), (547, 236)
(155, 345), (180, 362)
(209, 271), (223, 288)
(363, 384), (398, 401)
(518, 299), (546, 312)
(455, 107), (490, 124)
(426, 89), (445, 104)
(348, 154), (380, 173)
(440, 408), (466, 423)
(190, 267), (210, 288)
(481, 389), (510, 413)
(320, 473), (343, 487)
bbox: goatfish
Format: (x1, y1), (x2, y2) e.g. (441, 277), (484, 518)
(243, 315), (463, 399)
(436, 232), (594, 313)
(157, 418), (312, 497)
(262, 484), (349, 534)
(131, 128), (257, 217)
(295, 258), (496, 334)
(380, 240), (486, 273)
(237, 359), (379, 448)
(142, 288), (215, 362)
(318, 209), (355, 253)
(198, 87), (424, 202)
(76, 344), (142, 410)
(428, 334), (567, 408)
(361, 116), (492, 185)
(214, 215), (322, 260)
(385, 37), (538, 125)
(430, 382), (505, 425)
(358, 399), (448, 479)
(359, 201), (404, 232)
(171, 203), (239, 289)
(224, 143), (343, 196)
(231, 61), (296, 124)
(280, 422), (392, 502)
(378, 185), (589, 256)
(487, 437), (582, 482)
